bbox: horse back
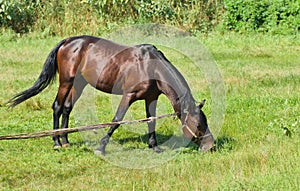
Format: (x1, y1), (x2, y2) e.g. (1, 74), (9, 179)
(57, 35), (162, 99)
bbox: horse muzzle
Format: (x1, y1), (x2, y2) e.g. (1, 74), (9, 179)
(199, 133), (215, 152)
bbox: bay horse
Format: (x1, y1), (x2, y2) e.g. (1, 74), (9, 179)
(8, 35), (214, 155)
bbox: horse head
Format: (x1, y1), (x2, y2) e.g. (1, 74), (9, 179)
(182, 99), (215, 152)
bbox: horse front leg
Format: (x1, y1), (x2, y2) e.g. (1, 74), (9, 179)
(95, 93), (135, 156)
(146, 98), (163, 153)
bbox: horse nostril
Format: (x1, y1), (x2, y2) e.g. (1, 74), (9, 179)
(200, 140), (215, 152)
(201, 144), (212, 152)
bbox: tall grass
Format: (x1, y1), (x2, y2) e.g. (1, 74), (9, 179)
(2, 0), (299, 36)
(1, 0), (224, 36)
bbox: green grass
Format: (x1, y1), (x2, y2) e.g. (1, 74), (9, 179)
(0, 32), (300, 190)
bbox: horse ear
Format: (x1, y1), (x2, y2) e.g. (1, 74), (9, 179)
(198, 99), (206, 109)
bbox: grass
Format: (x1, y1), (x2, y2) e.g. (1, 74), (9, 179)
(0, 31), (300, 190)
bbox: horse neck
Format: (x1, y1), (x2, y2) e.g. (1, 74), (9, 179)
(155, 69), (196, 121)
(152, 47), (196, 121)
(161, 86), (196, 120)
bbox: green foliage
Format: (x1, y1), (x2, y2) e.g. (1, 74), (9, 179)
(87, 0), (224, 33)
(33, 0), (100, 36)
(1, 0), (223, 35)
(0, 0), (38, 33)
(1, 0), (299, 35)
(223, 0), (300, 34)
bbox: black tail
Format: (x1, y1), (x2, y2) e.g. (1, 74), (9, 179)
(8, 39), (67, 107)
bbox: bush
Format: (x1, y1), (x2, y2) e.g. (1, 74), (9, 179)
(223, 0), (300, 34)
(0, 0), (37, 33)
(1, 0), (224, 35)
(1, 0), (299, 35)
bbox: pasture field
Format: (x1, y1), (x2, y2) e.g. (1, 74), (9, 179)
(0, 32), (299, 190)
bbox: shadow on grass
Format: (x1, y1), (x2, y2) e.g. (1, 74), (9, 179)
(115, 133), (236, 152)
(213, 136), (236, 152)
(117, 133), (173, 145)
(71, 132), (236, 153)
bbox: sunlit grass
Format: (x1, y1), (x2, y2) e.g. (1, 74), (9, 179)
(0, 32), (299, 190)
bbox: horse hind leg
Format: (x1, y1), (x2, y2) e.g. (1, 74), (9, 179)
(52, 97), (62, 148)
(60, 75), (87, 147)
(60, 98), (72, 147)
(52, 83), (73, 149)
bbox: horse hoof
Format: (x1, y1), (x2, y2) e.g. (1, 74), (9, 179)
(62, 143), (70, 148)
(153, 146), (163, 153)
(53, 145), (62, 150)
(94, 149), (105, 156)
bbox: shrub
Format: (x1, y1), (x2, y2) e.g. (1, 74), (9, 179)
(84, 0), (224, 33)
(223, 0), (300, 34)
(2, 0), (299, 35)
(0, 0), (37, 33)
(1, 0), (224, 35)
